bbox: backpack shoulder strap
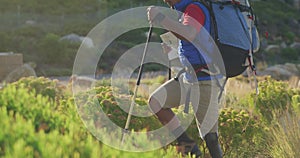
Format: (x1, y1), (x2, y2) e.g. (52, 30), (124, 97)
(192, 0), (219, 41)
(184, 1), (213, 35)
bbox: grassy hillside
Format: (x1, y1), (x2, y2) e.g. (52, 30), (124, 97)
(0, 0), (299, 76)
(253, 0), (300, 41)
(0, 76), (299, 157)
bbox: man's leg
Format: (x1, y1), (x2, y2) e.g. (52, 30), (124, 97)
(149, 97), (194, 143)
(205, 132), (223, 158)
(148, 78), (201, 157)
(192, 80), (223, 158)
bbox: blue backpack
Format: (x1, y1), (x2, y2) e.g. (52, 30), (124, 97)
(193, 0), (260, 78)
(180, 0), (261, 109)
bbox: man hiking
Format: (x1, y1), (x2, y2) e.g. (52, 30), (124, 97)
(147, 0), (224, 157)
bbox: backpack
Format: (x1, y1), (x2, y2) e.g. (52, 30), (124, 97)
(194, 0), (260, 78)
(177, 0), (260, 112)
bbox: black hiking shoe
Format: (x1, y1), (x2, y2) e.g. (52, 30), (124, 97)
(176, 141), (202, 158)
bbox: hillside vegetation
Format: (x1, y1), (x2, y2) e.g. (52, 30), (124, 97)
(0, 0), (299, 76)
(0, 1), (299, 157)
(0, 76), (299, 157)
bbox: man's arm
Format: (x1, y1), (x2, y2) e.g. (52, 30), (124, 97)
(161, 17), (198, 42)
(147, 6), (199, 42)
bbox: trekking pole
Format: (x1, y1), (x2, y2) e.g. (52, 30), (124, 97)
(168, 61), (172, 80)
(121, 25), (153, 144)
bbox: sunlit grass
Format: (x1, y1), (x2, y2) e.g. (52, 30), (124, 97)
(267, 113), (300, 158)
(1, 75), (299, 157)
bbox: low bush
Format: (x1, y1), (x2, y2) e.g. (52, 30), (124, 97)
(219, 108), (267, 157)
(1, 76), (299, 157)
(251, 77), (299, 124)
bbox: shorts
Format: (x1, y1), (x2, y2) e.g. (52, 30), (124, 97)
(149, 76), (222, 137)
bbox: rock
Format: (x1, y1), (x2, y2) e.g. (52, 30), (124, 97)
(4, 62), (37, 83)
(60, 33), (94, 48)
(258, 63), (300, 80)
(285, 63), (300, 75)
(290, 42), (300, 49)
(79, 37), (95, 48)
(25, 20), (36, 25)
(0, 52), (23, 81)
(264, 44), (280, 53)
(288, 19), (299, 28)
(59, 33), (82, 43)
(280, 42), (287, 49)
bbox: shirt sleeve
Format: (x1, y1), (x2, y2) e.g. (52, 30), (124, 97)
(182, 4), (205, 33)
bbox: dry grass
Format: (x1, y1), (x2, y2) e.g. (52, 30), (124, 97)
(225, 75), (300, 99)
(288, 76), (300, 89)
(267, 113), (300, 158)
(224, 77), (254, 99)
(132, 74), (300, 102)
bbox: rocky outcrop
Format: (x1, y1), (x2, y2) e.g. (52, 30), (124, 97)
(0, 53), (23, 81)
(59, 33), (95, 48)
(290, 42), (300, 49)
(4, 62), (37, 83)
(258, 63), (300, 80)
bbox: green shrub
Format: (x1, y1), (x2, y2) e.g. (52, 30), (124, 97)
(0, 0), (102, 15)
(218, 108), (266, 157)
(0, 84), (68, 133)
(37, 33), (67, 64)
(281, 47), (299, 62)
(1, 76), (299, 157)
(291, 94), (300, 115)
(0, 106), (102, 158)
(75, 82), (270, 157)
(0, 78), (188, 158)
(0, 106), (180, 158)
(8, 26), (45, 61)
(13, 25), (46, 39)
(252, 77), (299, 123)
(10, 76), (66, 101)
(0, 32), (10, 52)
(75, 86), (161, 131)
(284, 31), (296, 44)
